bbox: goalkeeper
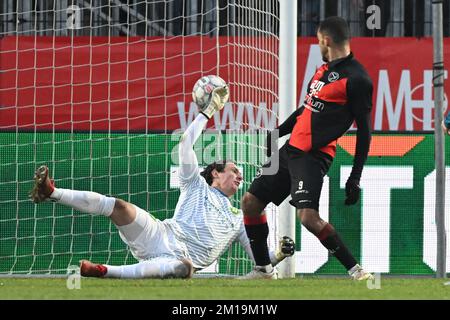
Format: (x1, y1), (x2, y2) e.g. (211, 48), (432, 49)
(30, 85), (294, 279)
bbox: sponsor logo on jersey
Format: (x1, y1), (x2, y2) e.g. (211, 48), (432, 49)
(328, 71), (340, 82)
(304, 80), (326, 113)
(304, 94), (325, 112)
(310, 80), (325, 97)
(295, 181), (309, 194)
(229, 206), (240, 215)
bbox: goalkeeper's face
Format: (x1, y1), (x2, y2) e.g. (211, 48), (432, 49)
(212, 162), (243, 197)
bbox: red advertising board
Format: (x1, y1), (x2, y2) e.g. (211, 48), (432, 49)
(1, 36), (449, 131)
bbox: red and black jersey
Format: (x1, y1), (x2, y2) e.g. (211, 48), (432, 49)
(289, 52), (373, 159)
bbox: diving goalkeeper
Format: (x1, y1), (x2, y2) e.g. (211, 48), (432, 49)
(30, 85), (294, 279)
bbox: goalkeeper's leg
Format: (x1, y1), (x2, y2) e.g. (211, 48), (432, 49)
(30, 165), (135, 226)
(80, 257), (193, 279)
(31, 165), (194, 278)
(30, 165), (164, 252)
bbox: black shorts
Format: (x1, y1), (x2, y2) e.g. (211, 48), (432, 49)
(248, 143), (332, 211)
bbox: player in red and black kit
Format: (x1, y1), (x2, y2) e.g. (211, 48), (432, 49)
(240, 16), (374, 280)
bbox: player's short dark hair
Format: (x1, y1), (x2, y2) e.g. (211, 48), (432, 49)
(200, 160), (233, 185)
(318, 16), (350, 45)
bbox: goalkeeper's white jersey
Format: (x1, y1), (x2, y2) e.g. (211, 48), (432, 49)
(164, 173), (244, 269)
(163, 113), (250, 269)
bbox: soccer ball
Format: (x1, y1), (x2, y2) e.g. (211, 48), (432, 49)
(192, 75), (227, 110)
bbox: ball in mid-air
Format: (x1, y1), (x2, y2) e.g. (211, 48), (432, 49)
(192, 75), (227, 110)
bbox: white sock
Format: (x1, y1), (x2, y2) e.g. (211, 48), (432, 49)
(348, 264), (361, 275)
(104, 259), (186, 279)
(257, 264), (274, 273)
(51, 188), (115, 217)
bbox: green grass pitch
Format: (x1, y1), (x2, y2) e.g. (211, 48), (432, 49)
(1, 277), (449, 300)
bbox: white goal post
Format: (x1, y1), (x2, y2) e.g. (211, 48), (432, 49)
(277, 0), (297, 279)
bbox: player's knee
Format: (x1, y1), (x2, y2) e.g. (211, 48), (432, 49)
(114, 198), (129, 212)
(298, 208), (325, 235)
(111, 199), (136, 225)
(241, 192), (266, 216)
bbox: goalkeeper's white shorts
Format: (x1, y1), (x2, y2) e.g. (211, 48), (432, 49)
(118, 205), (187, 261)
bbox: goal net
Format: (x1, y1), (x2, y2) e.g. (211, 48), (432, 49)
(0, 0), (280, 276)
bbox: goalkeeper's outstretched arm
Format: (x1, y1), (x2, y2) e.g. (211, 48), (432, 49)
(179, 84), (229, 183)
(178, 114), (209, 183)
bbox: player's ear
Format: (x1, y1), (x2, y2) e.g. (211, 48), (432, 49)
(211, 169), (220, 179)
(324, 35), (332, 47)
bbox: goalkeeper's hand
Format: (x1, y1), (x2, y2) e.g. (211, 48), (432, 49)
(344, 178), (361, 205)
(200, 85), (229, 119)
(275, 236), (295, 261)
(441, 113), (450, 136)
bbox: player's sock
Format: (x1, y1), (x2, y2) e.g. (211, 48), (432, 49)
(317, 223), (357, 270)
(104, 263), (140, 278)
(244, 214), (272, 271)
(105, 259), (189, 279)
(50, 188), (115, 217)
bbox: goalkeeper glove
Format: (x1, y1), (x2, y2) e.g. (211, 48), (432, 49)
(442, 113), (450, 135)
(200, 85), (229, 119)
(344, 179), (361, 205)
(275, 236), (295, 261)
